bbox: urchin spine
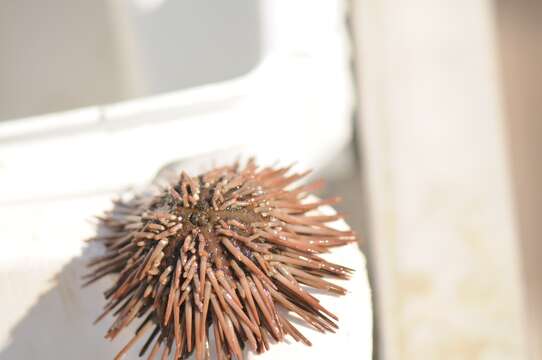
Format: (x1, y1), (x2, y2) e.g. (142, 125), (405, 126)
(86, 160), (354, 360)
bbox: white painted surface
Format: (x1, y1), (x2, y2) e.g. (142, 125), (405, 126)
(0, 0), (353, 205)
(354, 1), (528, 359)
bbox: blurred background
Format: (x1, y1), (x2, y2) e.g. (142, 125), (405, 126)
(0, 0), (540, 359)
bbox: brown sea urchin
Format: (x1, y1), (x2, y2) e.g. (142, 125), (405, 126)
(85, 159), (355, 360)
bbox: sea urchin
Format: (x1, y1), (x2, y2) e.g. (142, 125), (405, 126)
(85, 159), (355, 360)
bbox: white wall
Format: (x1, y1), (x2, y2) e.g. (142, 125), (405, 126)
(0, 0), (261, 122)
(121, 0), (261, 95)
(0, 0), (128, 121)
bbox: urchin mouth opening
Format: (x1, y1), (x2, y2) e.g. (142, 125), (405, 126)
(151, 178), (269, 274)
(158, 204), (266, 274)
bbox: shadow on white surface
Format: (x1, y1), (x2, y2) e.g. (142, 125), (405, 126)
(0, 248), (129, 359)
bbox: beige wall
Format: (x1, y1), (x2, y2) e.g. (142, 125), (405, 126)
(495, 1), (542, 358)
(353, 1), (529, 358)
